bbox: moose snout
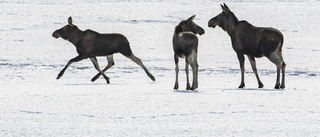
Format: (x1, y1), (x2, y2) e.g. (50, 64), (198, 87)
(199, 28), (205, 35)
(208, 21), (216, 28)
(52, 31), (60, 38)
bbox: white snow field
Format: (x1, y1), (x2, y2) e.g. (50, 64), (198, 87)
(1, 0), (320, 136)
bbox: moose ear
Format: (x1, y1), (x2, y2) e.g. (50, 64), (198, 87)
(68, 17), (73, 26)
(223, 3), (230, 10)
(222, 3), (230, 12)
(187, 15), (196, 22)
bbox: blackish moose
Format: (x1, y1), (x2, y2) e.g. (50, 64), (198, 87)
(52, 17), (155, 84)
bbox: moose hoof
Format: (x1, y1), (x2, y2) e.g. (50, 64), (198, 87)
(238, 83), (245, 88)
(190, 87), (197, 90)
(274, 84), (280, 89)
(258, 83), (264, 88)
(280, 85), (285, 89)
(190, 85), (198, 90)
(174, 84), (179, 89)
(91, 75), (99, 82)
(150, 75), (156, 81)
(56, 75), (62, 80)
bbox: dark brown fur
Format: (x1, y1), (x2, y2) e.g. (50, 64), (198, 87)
(52, 17), (155, 84)
(208, 4), (286, 89)
(173, 15), (204, 90)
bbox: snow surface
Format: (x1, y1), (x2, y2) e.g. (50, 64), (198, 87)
(1, 0), (320, 136)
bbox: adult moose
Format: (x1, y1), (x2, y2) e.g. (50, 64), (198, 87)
(52, 17), (155, 84)
(173, 15), (205, 90)
(208, 4), (286, 89)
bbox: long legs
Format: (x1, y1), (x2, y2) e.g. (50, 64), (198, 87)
(248, 55), (264, 88)
(90, 57), (110, 84)
(237, 52), (285, 89)
(174, 55), (179, 89)
(237, 53), (245, 88)
(126, 54), (155, 81)
(174, 51), (198, 90)
(91, 56), (115, 82)
(267, 51), (286, 89)
(56, 55), (110, 84)
(57, 55), (85, 79)
(91, 54), (155, 82)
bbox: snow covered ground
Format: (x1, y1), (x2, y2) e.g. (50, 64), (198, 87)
(1, 0), (320, 136)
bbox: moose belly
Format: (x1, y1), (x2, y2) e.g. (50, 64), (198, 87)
(243, 48), (264, 57)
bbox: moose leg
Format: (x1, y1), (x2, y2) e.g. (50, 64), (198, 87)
(126, 54), (155, 81)
(247, 55), (264, 88)
(91, 56), (115, 82)
(185, 59), (191, 90)
(174, 55), (179, 89)
(280, 61), (286, 89)
(57, 55), (85, 79)
(90, 57), (110, 84)
(194, 52), (199, 88)
(237, 53), (245, 88)
(187, 55), (198, 90)
(267, 52), (283, 89)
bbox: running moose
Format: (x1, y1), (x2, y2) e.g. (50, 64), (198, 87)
(52, 17), (155, 84)
(208, 4), (286, 89)
(173, 15), (205, 90)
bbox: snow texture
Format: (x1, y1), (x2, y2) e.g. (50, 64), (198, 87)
(1, 0), (320, 136)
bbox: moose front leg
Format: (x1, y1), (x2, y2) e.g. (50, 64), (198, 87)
(57, 55), (85, 79)
(237, 53), (245, 88)
(90, 57), (110, 84)
(91, 56), (115, 82)
(247, 55), (264, 88)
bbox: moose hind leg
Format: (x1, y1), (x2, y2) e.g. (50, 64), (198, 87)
(187, 54), (198, 90)
(90, 57), (110, 84)
(126, 54), (155, 81)
(174, 55), (179, 89)
(280, 61), (286, 89)
(91, 56), (114, 82)
(185, 59), (191, 90)
(267, 52), (283, 89)
(247, 55), (264, 88)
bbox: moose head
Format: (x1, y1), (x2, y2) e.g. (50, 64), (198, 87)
(52, 17), (78, 41)
(178, 15), (205, 35)
(208, 3), (236, 31)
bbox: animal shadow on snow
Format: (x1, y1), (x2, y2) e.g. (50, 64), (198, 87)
(174, 89), (199, 93)
(223, 88), (285, 92)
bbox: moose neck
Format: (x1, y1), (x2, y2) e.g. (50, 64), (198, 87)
(69, 27), (84, 46)
(223, 12), (239, 36)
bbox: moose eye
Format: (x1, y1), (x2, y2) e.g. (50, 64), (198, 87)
(63, 26), (68, 31)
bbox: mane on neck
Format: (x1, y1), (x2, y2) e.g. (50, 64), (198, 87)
(222, 11), (239, 35)
(174, 25), (184, 35)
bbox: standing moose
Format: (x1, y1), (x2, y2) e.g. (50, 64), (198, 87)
(208, 4), (286, 89)
(52, 17), (155, 84)
(173, 15), (205, 90)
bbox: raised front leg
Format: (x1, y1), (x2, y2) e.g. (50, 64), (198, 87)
(126, 54), (155, 81)
(247, 55), (264, 88)
(90, 57), (110, 84)
(57, 55), (85, 79)
(91, 56), (115, 82)
(237, 53), (245, 88)
(174, 55), (179, 89)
